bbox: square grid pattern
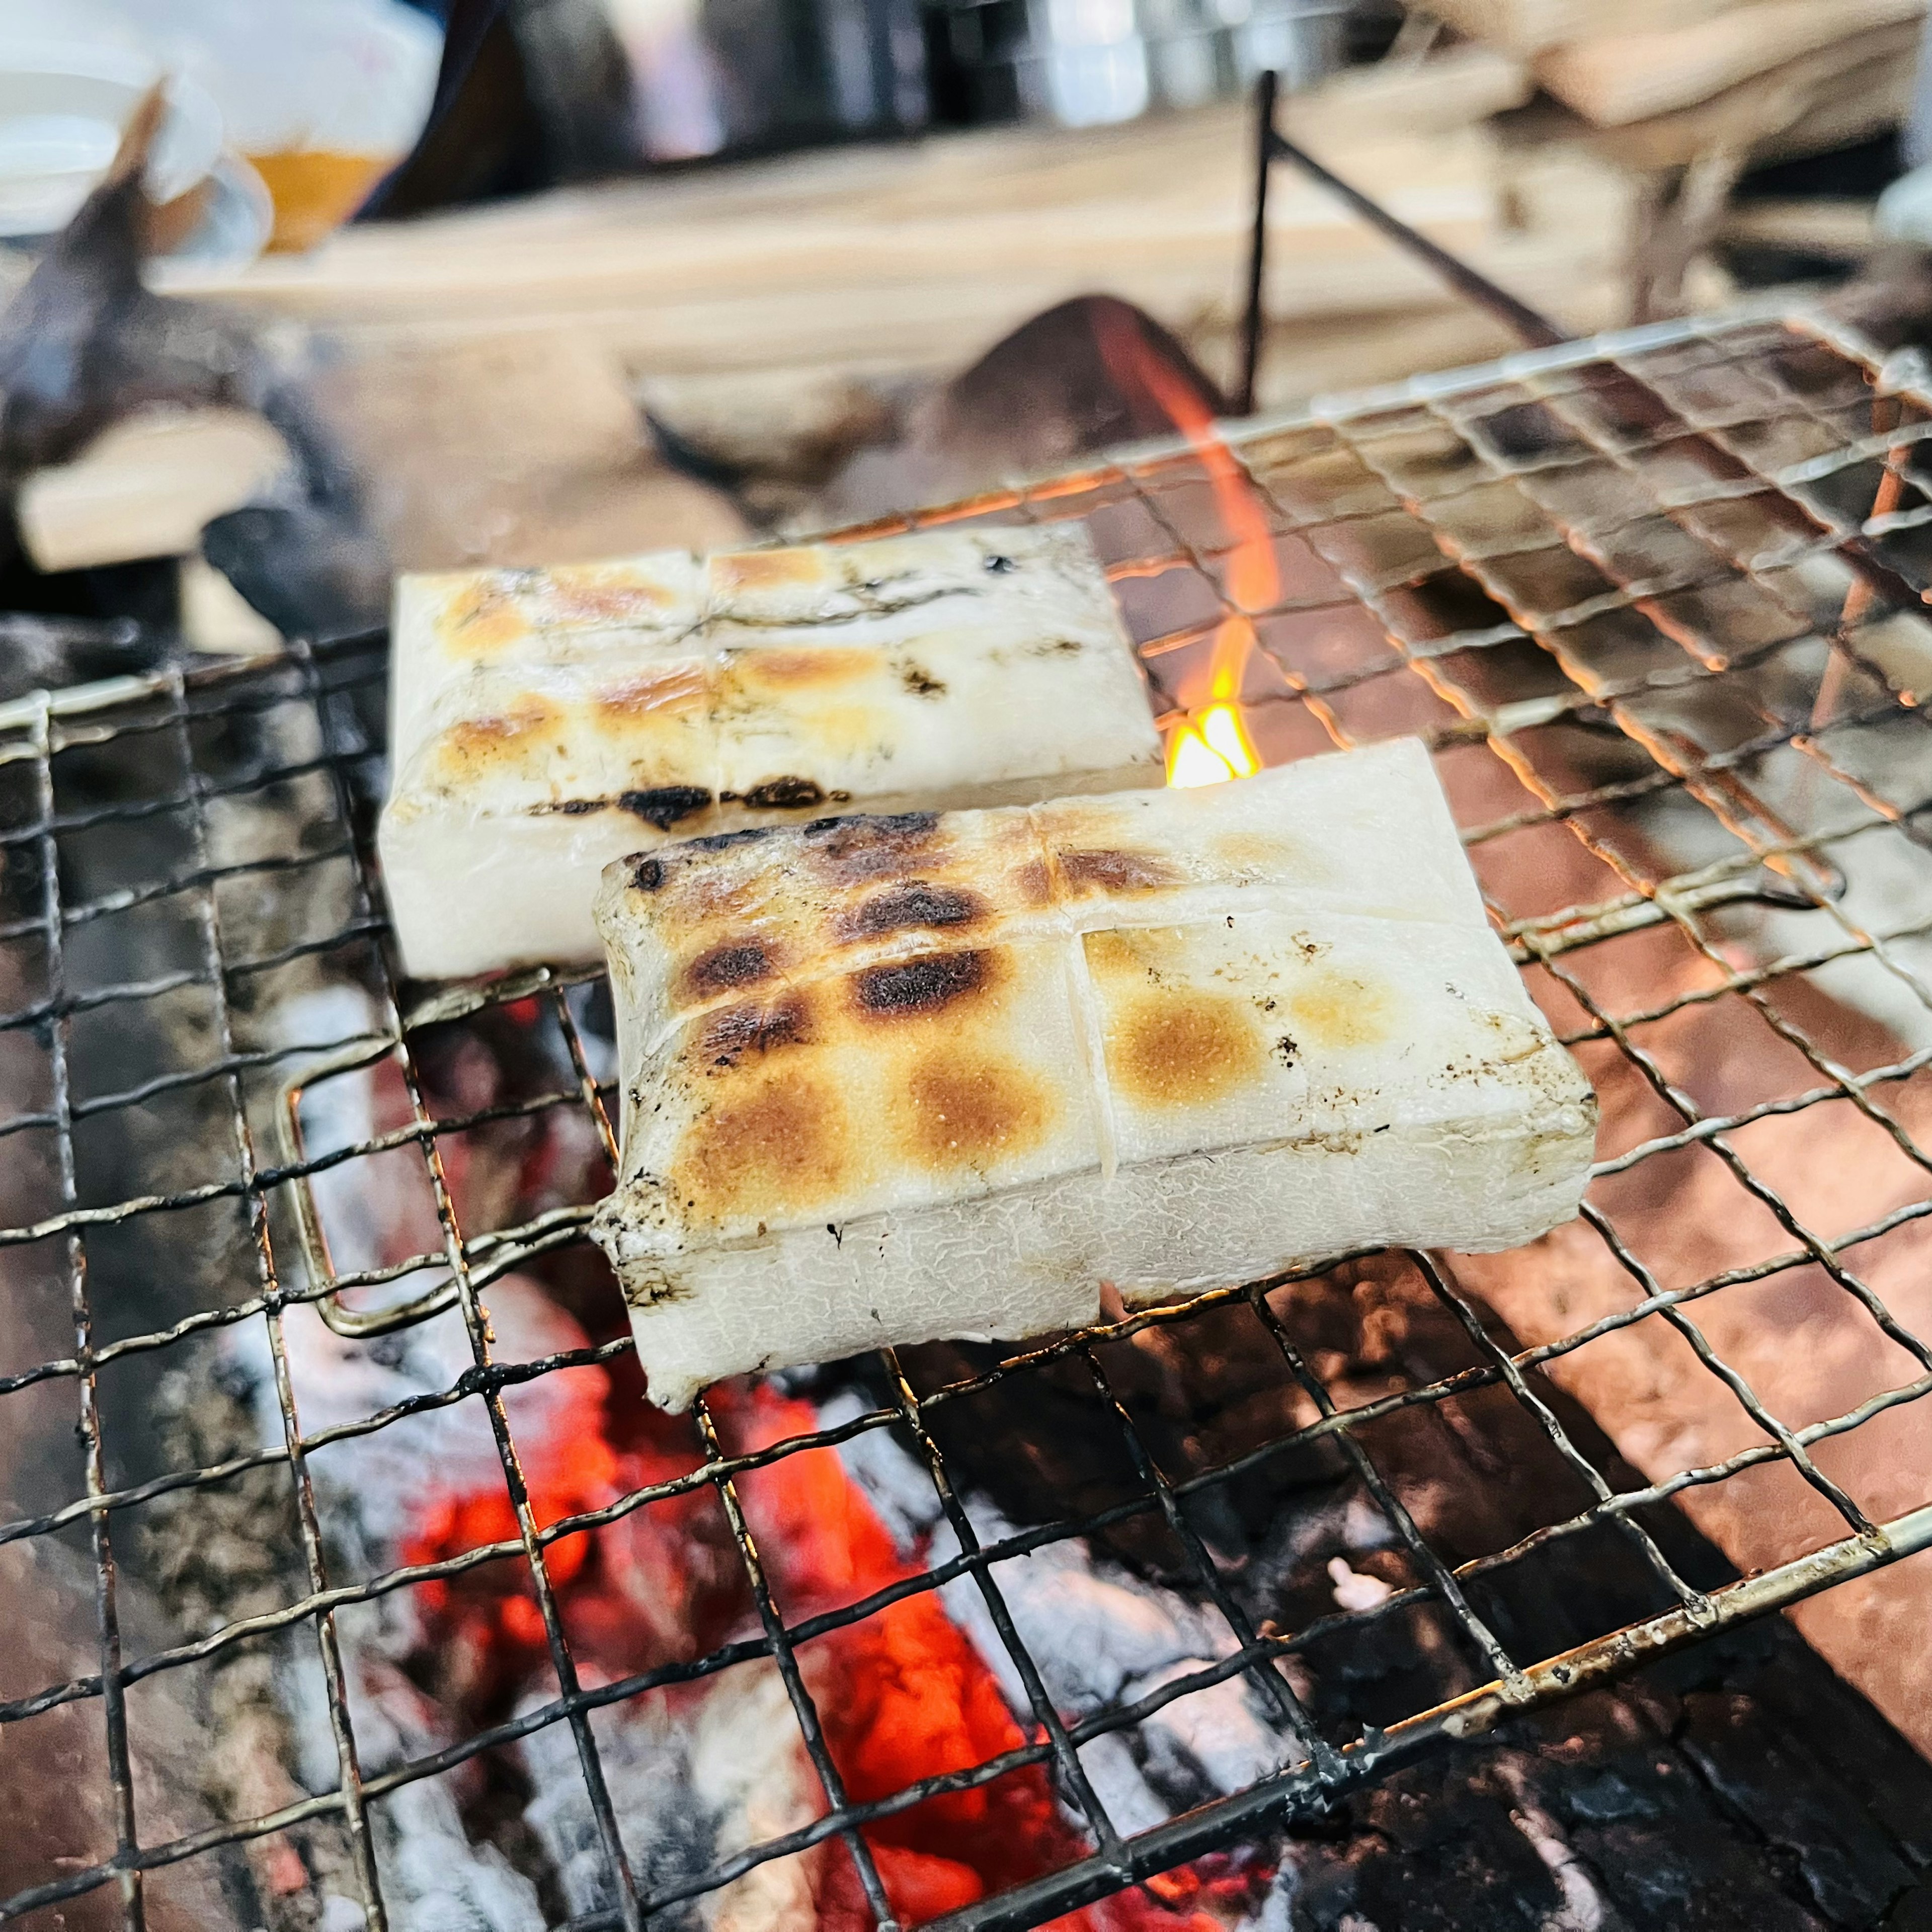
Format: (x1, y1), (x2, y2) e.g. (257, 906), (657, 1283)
(6, 309), (1932, 1931)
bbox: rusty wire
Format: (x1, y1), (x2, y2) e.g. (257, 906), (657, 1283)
(5, 309), (1932, 1929)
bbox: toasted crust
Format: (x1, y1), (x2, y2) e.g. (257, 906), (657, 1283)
(378, 526), (1163, 979)
(592, 740), (1596, 1256)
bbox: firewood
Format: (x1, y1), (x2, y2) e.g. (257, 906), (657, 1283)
(1533, 0), (1924, 127)
(1576, 25), (1920, 170)
(16, 408), (293, 573)
(160, 110), (1638, 386)
(1280, 40), (1532, 139)
(1427, 0), (1758, 55)
(1718, 197), (1880, 260)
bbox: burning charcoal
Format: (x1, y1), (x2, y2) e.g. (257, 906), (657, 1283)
(592, 740), (1596, 1412)
(816, 295), (1226, 526)
(378, 525), (1160, 978)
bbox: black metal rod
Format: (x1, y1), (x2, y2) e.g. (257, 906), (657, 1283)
(1267, 121), (1570, 349)
(1237, 68), (1571, 370)
(1237, 67), (1278, 415)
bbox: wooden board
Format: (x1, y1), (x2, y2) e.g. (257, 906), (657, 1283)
(1427, 0), (1763, 55)
(17, 409), (293, 573)
(1572, 24), (1921, 171)
(1534, 0), (1924, 126)
(170, 104), (1638, 392)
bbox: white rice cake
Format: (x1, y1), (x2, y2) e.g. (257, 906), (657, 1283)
(377, 526), (1161, 979)
(590, 738), (1598, 1412)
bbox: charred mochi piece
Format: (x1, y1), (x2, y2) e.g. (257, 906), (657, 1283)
(590, 739), (1597, 1412)
(377, 526), (1161, 979)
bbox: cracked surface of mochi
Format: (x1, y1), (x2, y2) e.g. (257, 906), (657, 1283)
(590, 738), (1598, 1410)
(378, 526), (1160, 978)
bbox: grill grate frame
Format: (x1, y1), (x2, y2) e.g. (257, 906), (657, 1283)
(5, 307), (1932, 1929)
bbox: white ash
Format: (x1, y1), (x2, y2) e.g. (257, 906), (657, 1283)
(220, 990), (617, 1931)
(347, 1655), (546, 1932)
(1327, 1557), (1396, 1613)
(517, 1661), (819, 1932)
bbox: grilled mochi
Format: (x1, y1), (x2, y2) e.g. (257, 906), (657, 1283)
(377, 525), (1161, 979)
(590, 737), (1598, 1412)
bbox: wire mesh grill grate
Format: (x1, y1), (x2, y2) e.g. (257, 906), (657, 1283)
(6, 307), (1932, 1930)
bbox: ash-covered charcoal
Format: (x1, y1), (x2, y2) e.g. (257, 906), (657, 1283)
(816, 295), (1226, 526)
(519, 1664), (814, 1931)
(1287, 1623), (1932, 1932)
(821, 1390), (1294, 1838)
(0, 1542), (248, 1931)
(871, 1264), (1932, 1929)
(140, 1357), (365, 1932)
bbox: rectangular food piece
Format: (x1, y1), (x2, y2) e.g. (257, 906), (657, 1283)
(377, 526), (1161, 979)
(590, 738), (1598, 1412)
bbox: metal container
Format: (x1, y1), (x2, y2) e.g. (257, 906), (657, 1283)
(610, 0), (928, 158)
(932, 0), (1344, 128)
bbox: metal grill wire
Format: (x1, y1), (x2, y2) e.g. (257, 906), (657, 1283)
(6, 308), (1932, 1930)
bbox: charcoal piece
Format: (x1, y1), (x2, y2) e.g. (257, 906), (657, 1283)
(200, 503), (390, 641)
(815, 295), (1226, 525)
(1377, 568), (1517, 648)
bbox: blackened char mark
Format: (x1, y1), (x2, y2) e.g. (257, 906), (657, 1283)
(619, 784), (713, 830)
(742, 775), (827, 810)
(684, 826), (782, 853)
(803, 811), (941, 882)
(851, 950), (987, 1017)
(839, 881), (984, 940)
(701, 994), (810, 1067)
(686, 940), (774, 995)
(630, 824), (778, 892)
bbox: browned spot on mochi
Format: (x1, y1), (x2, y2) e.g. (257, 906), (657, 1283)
(595, 663), (708, 722)
(899, 1056), (1053, 1171)
(682, 939), (778, 1003)
(434, 698), (559, 773)
(1058, 848), (1183, 896)
(1285, 966), (1399, 1050)
(1013, 858), (1054, 907)
(697, 992), (811, 1067)
(849, 949), (993, 1020)
(806, 812), (941, 883)
(1213, 830), (1300, 874)
(676, 1073), (847, 1221)
(733, 647), (880, 692)
(712, 549), (825, 595)
(837, 882), (985, 942)
(1108, 993), (1263, 1108)
(440, 583), (526, 656)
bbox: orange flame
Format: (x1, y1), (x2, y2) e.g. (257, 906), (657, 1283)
(1088, 307), (1278, 787)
